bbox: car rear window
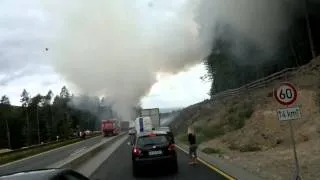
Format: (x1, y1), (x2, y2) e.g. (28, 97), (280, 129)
(137, 135), (168, 146)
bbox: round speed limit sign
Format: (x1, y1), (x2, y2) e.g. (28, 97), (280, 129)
(274, 82), (298, 106)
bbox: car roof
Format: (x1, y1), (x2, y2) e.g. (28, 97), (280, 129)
(0, 169), (68, 180)
(137, 130), (168, 137)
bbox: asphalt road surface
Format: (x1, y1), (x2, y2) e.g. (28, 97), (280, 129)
(91, 140), (227, 180)
(0, 136), (105, 176)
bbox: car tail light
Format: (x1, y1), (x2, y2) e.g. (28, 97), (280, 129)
(133, 147), (142, 156)
(168, 144), (175, 151)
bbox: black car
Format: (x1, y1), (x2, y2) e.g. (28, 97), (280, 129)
(156, 126), (175, 143)
(0, 169), (89, 180)
(131, 131), (178, 176)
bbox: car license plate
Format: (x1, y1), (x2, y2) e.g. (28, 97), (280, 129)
(148, 150), (162, 156)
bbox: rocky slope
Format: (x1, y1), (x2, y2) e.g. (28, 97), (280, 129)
(171, 57), (320, 180)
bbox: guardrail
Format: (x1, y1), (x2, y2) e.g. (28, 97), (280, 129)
(211, 67), (298, 99)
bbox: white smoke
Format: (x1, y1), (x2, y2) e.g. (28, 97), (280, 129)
(195, 0), (299, 56)
(42, 0), (298, 120)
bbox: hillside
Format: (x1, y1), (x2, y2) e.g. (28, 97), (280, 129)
(171, 57), (320, 180)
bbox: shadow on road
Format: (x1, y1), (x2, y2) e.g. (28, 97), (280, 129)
(134, 165), (178, 179)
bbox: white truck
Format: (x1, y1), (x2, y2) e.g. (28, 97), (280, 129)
(133, 108), (160, 134)
(134, 116), (153, 133)
(140, 108), (160, 128)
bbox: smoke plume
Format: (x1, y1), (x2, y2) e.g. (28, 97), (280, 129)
(43, 0), (298, 120)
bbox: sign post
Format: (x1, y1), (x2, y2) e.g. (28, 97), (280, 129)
(274, 82), (302, 180)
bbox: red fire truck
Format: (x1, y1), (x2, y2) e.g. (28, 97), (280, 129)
(101, 119), (120, 137)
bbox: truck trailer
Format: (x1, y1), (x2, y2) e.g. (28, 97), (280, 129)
(140, 108), (160, 129)
(120, 121), (130, 132)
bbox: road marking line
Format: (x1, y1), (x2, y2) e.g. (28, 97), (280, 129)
(175, 144), (236, 180)
(79, 135), (129, 177)
(0, 136), (102, 168)
(47, 134), (125, 169)
(70, 147), (87, 156)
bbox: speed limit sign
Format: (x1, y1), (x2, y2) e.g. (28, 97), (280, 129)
(274, 82), (298, 106)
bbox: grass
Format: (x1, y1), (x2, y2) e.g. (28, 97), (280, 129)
(202, 147), (223, 154)
(201, 124), (225, 139)
(0, 134), (100, 165)
(228, 143), (261, 152)
(225, 102), (253, 130)
(176, 101), (254, 147)
(239, 144), (261, 152)
(177, 134), (188, 144)
(177, 123), (225, 145)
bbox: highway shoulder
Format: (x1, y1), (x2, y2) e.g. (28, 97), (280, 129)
(176, 142), (263, 180)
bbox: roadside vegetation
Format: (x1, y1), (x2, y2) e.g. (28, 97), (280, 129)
(202, 147), (223, 155)
(225, 102), (253, 130)
(176, 101), (253, 146)
(173, 57), (320, 180)
(0, 86), (121, 150)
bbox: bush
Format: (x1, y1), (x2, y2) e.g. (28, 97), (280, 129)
(202, 147), (223, 154)
(202, 124), (225, 139)
(228, 143), (239, 150)
(225, 102), (253, 129)
(196, 133), (209, 144)
(177, 134), (188, 144)
(239, 144), (261, 152)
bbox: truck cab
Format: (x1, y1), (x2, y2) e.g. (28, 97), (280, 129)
(101, 120), (120, 137)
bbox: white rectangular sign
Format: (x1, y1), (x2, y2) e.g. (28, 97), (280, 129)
(277, 107), (301, 121)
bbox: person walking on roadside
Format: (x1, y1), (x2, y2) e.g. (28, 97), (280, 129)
(188, 126), (198, 165)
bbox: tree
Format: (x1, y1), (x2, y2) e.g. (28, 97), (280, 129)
(43, 90), (54, 140)
(20, 89), (31, 145)
(203, 9), (320, 97)
(58, 86), (72, 138)
(0, 95), (11, 149)
(0, 86), (107, 149)
(60, 86), (70, 99)
(29, 94), (43, 144)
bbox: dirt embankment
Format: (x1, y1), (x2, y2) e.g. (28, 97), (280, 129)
(173, 57), (320, 180)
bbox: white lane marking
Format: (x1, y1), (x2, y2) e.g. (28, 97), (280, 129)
(76, 135), (128, 177)
(70, 147), (87, 157)
(46, 135), (120, 169)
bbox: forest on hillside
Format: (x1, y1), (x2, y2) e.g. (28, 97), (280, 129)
(0, 86), (118, 149)
(203, 2), (320, 96)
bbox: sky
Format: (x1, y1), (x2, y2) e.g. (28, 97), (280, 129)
(0, 0), (211, 109)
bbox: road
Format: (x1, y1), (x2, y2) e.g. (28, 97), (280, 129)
(0, 136), (105, 176)
(91, 140), (227, 180)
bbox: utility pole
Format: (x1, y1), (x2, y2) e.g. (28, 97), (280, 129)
(304, 0), (316, 58)
(5, 119), (11, 149)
